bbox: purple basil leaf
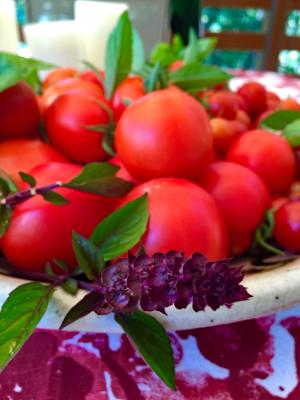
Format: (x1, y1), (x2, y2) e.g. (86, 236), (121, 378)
(60, 291), (104, 329)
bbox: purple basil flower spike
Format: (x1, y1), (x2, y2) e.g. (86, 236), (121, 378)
(93, 252), (251, 315)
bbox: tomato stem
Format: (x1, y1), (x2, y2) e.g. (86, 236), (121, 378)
(255, 228), (285, 256)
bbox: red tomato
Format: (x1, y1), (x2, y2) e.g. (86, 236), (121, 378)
(271, 196), (289, 211)
(236, 109), (251, 128)
(0, 139), (67, 188)
(109, 156), (137, 183)
(112, 76), (145, 121)
(227, 129), (296, 194)
(279, 98), (300, 111)
(266, 91), (280, 110)
(2, 162), (117, 272)
(42, 78), (104, 109)
(42, 67), (78, 90)
(208, 91), (239, 120)
(200, 161), (270, 235)
(80, 70), (105, 91)
(45, 94), (111, 163)
(237, 81), (267, 115)
(210, 118), (246, 157)
(116, 87), (213, 182)
(274, 200), (300, 251)
(229, 231), (253, 256)
(121, 178), (228, 260)
(0, 82), (40, 140)
(169, 60), (184, 72)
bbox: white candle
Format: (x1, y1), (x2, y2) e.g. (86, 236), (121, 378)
(75, 1), (129, 69)
(24, 20), (80, 67)
(0, 0), (19, 53)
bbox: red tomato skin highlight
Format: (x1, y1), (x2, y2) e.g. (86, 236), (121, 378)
(121, 178), (228, 261)
(116, 87), (214, 182)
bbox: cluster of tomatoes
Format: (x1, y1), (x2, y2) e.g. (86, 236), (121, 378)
(0, 65), (299, 273)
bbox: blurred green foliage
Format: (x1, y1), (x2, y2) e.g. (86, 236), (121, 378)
(202, 7), (300, 74)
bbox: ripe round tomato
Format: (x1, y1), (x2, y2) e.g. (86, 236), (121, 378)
(237, 81), (267, 115)
(236, 110), (251, 128)
(0, 139), (67, 188)
(42, 67), (78, 90)
(80, 70), (105, 91)
(2, 162), (117, 272)
(229, 231), (253, 256)
(210, 118), (246, 156)
(200, 161), (270, 235)
(116, 87), (214, 182)
(121, 178), (228, 260)
(274, 200), (300, 251)
(45, 93), (111, 163)
(208, 91), (239, 120)
(42, 78), (104, 109)
(266, 91), (280, 110)
(0, 82), (40, 140)
(227, 129), (296, 194)
(279, 98), (300, 111)
(112, 76), (145, 121)
(168, 60), (184, 72)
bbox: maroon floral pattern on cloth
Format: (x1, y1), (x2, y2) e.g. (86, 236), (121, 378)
(1, 70), (300, 399)
(1, 307), (300, 399)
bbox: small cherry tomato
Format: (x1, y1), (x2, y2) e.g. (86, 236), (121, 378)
(112, 76), (145, 121)
(227, 129), (296, 194)
(169, 60), (184, 72)
(208, 91), (239, 120)
(236, 109), (251, 128)
(116, 87), (213, 182)
(42, 67), (78, 90)
(210, 118), (246, 157)
(200, 161), (270, 235)
(42, 78), (104, 109)
(237, 81), (267, 116)
(2, 162), (117, 272)
(279, 98), (300, 111)
(274, 200), (300, 252)
(229, 231), (254, 256)
(0, 82), (40, 140)
(45, 93), (111, 163)
(80, 69), (105, 89)
(121, 178), (228, 260)
(0, 139), (66, 187)
(266, 91), (281, 110)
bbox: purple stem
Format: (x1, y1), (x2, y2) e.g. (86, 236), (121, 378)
(3, 182), (61, 207)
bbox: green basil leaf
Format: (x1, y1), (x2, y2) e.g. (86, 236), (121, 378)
(0, 52), (54, 92)
(170, 63), (231, 91)
(150, 34), (184, 68)
(144, 61), (162, 93)
(132, 28), (145, 73)
(66, 177), (133, 197)
(42, 191), (69, 206)
(0, 177), (10, 197)
(0, 283), (54, 369)
(53, 259), (68, 272)
(260, 110), (300, 131)
(68, 162), (119, 184)
(60, 291), (103, 330)
(91, 194), (149, 261)
(72, 231), (105, 280)
(183, 29), (199, 65)
(0, 169), (18, 194)
(115, 311), (176, 391)
(0, 205), (13, 237)
(283, 119), (300, 147)
(104, 11), (133, 99)
(19, 172), (36, 188)
(62, 278), (78, 296)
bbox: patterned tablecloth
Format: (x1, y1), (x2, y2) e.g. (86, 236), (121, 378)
(1, 70), (300, 400)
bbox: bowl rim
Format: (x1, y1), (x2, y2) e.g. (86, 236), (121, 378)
(0, 257), (300, 333)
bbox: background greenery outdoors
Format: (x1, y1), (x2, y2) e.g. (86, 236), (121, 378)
(203, 7), (300, 74)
